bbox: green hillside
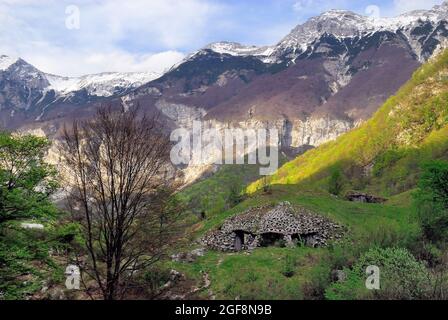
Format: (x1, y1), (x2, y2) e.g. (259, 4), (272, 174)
(174, 50), (448, 300)
(248, 51), (448, 195)
(172, 187), (419, 299)
(179, 153), (288, 219)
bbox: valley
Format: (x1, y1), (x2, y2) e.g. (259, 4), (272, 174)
(2, 1), (448, 302)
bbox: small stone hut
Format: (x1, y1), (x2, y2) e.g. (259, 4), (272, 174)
(201, 202), (344, 252)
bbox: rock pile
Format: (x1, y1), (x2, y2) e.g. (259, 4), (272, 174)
(345, 191), (387, 204)
(201, 202), (344, 252)
(171, 248), (206, 263)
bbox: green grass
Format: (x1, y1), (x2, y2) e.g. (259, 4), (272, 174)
(167, 246), (328, 300)
(199, 185), (418, 243)
(207, 247), (326, 300)
(179, 164), (261, 218)
(171, 185), (420, 300)
(179, 153), (288, 219)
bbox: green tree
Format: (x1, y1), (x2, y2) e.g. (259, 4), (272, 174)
(414, 160), (448, 242)
(0, 132), (58, 224)
(227, 182), (244, 208)
(62, 107), (183, 300)
(0, 131), (60, 299)
(328, 167), (344, 196)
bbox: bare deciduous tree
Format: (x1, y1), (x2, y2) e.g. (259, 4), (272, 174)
(62, 106), (182, 300)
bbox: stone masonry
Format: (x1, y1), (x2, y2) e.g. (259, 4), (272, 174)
(201, 202), (344, 252)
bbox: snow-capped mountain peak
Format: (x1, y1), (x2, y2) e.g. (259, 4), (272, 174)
(270, 2), (448, 63)
(199, 2), (448, 66)
(0, 54), (162, 98)
(205, 42), (275, 57)
(1, 0), (448, 141)
(0, 55), (19, 71)
(0, 54), (164, 121)
(434, 0), (448, 12)
(46, 71), (161, 98)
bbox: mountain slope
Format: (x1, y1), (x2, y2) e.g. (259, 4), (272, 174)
(4, 4), (448, 135)
(120, 3), (448, 155)
(3, 4), (448, 187)
(248, 50), (448, 195)
(0, 55), (161, 129)
(175, 3), (448, 123)
(176, 49), (448, 301)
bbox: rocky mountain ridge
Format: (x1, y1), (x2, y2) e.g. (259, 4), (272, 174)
(0, 55), (160, 127)
(202, 2), (448, 63)
(3, 3), (448, 184)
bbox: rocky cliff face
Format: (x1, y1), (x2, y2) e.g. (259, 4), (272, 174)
(154, 101), (352, 184)
(156, 100), (352, 148)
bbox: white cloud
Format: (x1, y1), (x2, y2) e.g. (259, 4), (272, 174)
(293, 0), (315, 12)
(292, 0), (350, 21)
(0, 0), (222, 76)
(3, 0), (444, 76)
(291, 0), (444, 20)
(392, 0), (444, 15)
(19, 47), (185, 76)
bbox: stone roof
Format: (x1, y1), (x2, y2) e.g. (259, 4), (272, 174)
(201, 202), (344, 252)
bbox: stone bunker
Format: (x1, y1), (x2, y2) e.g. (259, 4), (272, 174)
(201, 202), (344, 252)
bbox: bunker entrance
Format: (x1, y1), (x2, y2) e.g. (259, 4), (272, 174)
(260, 232), (285, 247)
(291, 234), (303, 245)
(233, 231), (245, 251)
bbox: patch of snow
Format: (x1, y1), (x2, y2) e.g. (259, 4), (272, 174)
(198, 3), (448, 66)
(46, 71), (161, 97)
(206, 42), (274, 58)
(269, 2), (448, 63)
(0, 55), (18, 71)
(1, 54), (162, 98)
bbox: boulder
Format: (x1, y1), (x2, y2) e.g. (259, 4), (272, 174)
(171, 248), (206, 263)
(331, 270), (347, 283)
(21, 223), (44, 230)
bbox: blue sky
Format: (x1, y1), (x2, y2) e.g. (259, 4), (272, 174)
(0, 0), (444, 76)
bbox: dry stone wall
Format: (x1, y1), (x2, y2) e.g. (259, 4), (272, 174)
(201, 202), (345, 252)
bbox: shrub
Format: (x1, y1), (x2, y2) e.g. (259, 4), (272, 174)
(414, 160), (448, 242)
(325, 269), (368, 300)
(49, 222), (84, 251)
(410, 241), (443, 268)
(0, 226), (59, 300)
(302, 264), (332, 300)
(355, 247), (430, 299)
(143, 267), (172, 294)
(281, 255), (296, 278)
(373, 149), (406, 177)
(227, 183), (244, 208)
(326, 247), (431, 300)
